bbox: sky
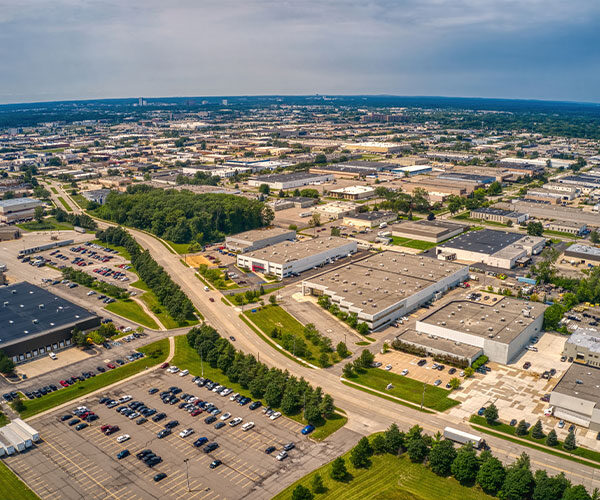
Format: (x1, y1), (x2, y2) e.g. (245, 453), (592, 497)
(1, 0), (600, 104)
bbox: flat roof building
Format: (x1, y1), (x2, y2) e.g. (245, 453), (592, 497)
(309, 165), (377, 179)
(470, 207), (529, 225)
(341, 211), (397, 228)
(225, 227), (296, 253)
(82, 189), (111, 205)
(0, 197), (43, 223)
(390, 219), (466, 243)
(437, 172), (495, 185)
(563, 328), (600, 367)
(565, 244), (600, 263)
(0, 282), (101, 363)
(302, 252), (468, 330)
(551, 363), (600, 429)
(394, 329), (483, 366)
(237, 236), (356, 278)
(248, 172), (333, 190)
(315, 201), (357, 220)
(329, 185), (375, 200)
(416, 298), (546, 364)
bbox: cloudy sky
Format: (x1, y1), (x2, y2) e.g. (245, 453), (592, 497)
(1, 0), (599, 104)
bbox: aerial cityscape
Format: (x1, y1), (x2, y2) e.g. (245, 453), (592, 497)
(2, 2), (600, 500)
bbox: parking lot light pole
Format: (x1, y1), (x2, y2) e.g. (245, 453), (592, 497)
(184, 458), (190, 492)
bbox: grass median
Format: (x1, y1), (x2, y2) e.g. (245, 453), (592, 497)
(105, 298), (159, 329)
(170, 335), (345, 440)
(346, 368), (459, 412)
(57, 196), (72, 212)
(18, 338), (169, 419)
(0, 461), (39, 500)
(139, 290), (198, 329)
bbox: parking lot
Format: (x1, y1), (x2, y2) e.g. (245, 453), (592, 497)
(4, 368), (323, 500)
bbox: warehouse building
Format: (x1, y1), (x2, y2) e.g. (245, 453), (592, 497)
(394, 329), (483, 366)
(564, 244), (600, 264)
(495, 200), (600, 228)
(550, 363), (600, 429)
(344, 142), (409, 153)
(309, 165), (378, 179)
(436, 229), (546, 269)
(546, 220), (587, 236)
(225, 227), (296, 253)
(563, 328), (600, 366)
(0, 282), (101, 364)
(237, 236), (356, 278)
(437, 172), (495, 185)
(302, 252), (468, 330)
(0, 225), (21, 241)
(82, 189), (111, 205)
(341, 211), (397, 229)
(315, 201), (357, 220)
(390, 219), (466, 243)
(470, 207), (528, 225)
(416, 298), (546, 364)
(329, 185), (375, 200)
(0, 197), (43, 223)
(248, 172), (333, 190)
(391, 165), (433, 176)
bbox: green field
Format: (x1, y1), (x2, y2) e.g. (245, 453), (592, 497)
(131, 279), (151, 291)
(50, 187), (58, 194)
(56, 196), (72, 211)
(166, 241), (192, 254)
(18, 339), (169, 419)
(170, 336), (346, 440)
(390, 237), (437, 251)
(348, 368), (459, 412)
(0, 461), (40, 500)
(274, 439), (493, 500)
(17, 217), (73, 232)
(244, 305), (337, 365)
(105, 299), (159, 329)
(70, 193), (89, 209)
(139, 291), (198, 330)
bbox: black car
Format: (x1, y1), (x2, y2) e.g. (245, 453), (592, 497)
(68, 418), (80, 426)
(448, 368), (457, 375)
(215, 422), (226, 430)
(510, 419), (517, 426)
(153, 473), (167, 482)
(204, 416), (217, 424)
(157, 429), (171, 439)
(60, 414), (72, 421)
(75, 423), (88, 431)
(283, 442), (295, 451)
(148, 388), (159, 395)
(265, 446), (276, 454)
(152, 412), (167, 422)
(203, 442), (219, 453)
(209, 459), (222, 469)
(137, 417), (148, 425)
(136, 449), (152, 460)
(249, 401), (262, 410)
(165, 420), (179, 429)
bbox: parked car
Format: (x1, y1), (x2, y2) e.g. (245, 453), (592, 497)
(301, 425), (315, 435)
(117, 449), (130, 459)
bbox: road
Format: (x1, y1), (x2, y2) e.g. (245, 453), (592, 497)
(40, 181), (600, 492)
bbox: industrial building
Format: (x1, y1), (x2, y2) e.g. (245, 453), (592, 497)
(341, 211), (397, 229)
(391, 165), (433, 176)
(436, 229), (546, 269)
(564, 244), (600, 264)
(302, 252), (468, 330)
(416, 298), (546, 364)
(309, 164), (378, 179)
(0, 282), (101, 363)
(545, 220), (587, 236)
(394, 329), (483, 366)
(495, 200), (600, 229)
(437, 172), (495, 185)
(563, 328), (600, 366)
(314, 201), (356, 220)
(470, 207), (528, 225)
(247, 172), (333, 190)
(0, 419), (40, 455)
(390, 219), (466, 243)
(0, 197), (43, 223)
(0, 225), (21, 241)
(344, 141), (409, 153)
(550, 364), (600, 429)
(237, 236), (356, 278)
(82, 189), (111, 205)
(225, 227), (296, 253)
(329, 185), (375, 200)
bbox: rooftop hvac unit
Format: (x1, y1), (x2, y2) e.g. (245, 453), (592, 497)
(2, 301), (8, 307)
(39, 304), (44, 309)
(32, 319), (38, 324)
(441, 321), (446, 326)
(11, 290), (16, 294)
(500, 317), (506, 322)
(368, 298), (373, 302)
(488, 333), (494, 338)
(362, 300), (367, 305)
(358, 291), (362, 295)
(343, 289), (348, 293)
(488, 327), (493, 331)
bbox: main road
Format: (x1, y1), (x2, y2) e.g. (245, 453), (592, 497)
(55, 182), (600, 493)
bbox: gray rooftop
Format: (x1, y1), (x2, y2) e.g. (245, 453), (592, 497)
(439, 229), (524, 255)
(226, 227), (296, 244)
(242, 236), (354, 265)
(566, 328), (600, 354)
(553, 363), (600, 404)
(396, 329), (483, 359)
(566, 244), (600, 258)
(252, 172), (329, 183)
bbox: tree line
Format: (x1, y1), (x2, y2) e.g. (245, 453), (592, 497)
(187, 325), (335, 425)
(54, 207), (97, 230)
(61, 267), (129, 299)
(93, 184), (273, 244)
(96, 226), (195, 323)
(291, 423), (596, 500)
(176, 172), (220, 186)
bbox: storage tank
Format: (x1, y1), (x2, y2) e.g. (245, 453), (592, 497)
(11, 419), (40, 443)
(0, 428), (26, 452)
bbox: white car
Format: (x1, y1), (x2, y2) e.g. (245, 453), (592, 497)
(179, 369), (189, 377)
(384, 364), (392, 371)
(400, 369), (409, 376)
(116, 434), (130, 443)
(118, 395), (132, 403)
(179, 428), (194, 438)
(433, 379), (442, 386)
(276, 451), (288, 461)
(168, 366), (179, 374)
(544, 406), (554, 416)
(229, 417), (243, 427)
(242, 422), (255, 431)
(459, 371), (465, 377)
(123, 327), (132, 333)
(48, 352), (57, 360)
(270, 412), (281, 420)
(229, 393), (240, 401)
(220, 412), (231, 421)
(220, 388), (233, 397)
(86, 291), (95, 296)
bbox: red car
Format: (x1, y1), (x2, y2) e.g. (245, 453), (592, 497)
(104, 425), (119, 435)
(106, 363), (116, 369)
(100, 425), (111, 432)
(191, 409), (202, 416)
(59, 380), (69, 387)
(160, 362), (169, 369)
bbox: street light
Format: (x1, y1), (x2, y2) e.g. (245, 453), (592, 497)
(184, 458), (190, 492)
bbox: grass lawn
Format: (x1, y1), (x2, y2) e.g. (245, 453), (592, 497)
(348, 368), (459, 412)
(91, 239), (132, 260)
(166, 241), (192, 254)
(57, 196), (72, 211)
(17, 217), (74, 232)
(0, 461), (40, 500)
(18, 339), (169, 419)
(105, 299), (159, 329)
(401, 239), (438, 251)
(139, 291), (198, 330)
(171, 336), (346, 440)
(131, 279), (151, 292)
(543, 229), (580, 239)
(391, 236), (411, 245)
(50, 187), (58, 194)
(273, 438), (494, 500)
(70, 193), (89, 210)
(0, 412), (9, 426)
(244, 305), (337, 366)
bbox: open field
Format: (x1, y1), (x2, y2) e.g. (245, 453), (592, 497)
(105, 299), (159, 329)
(274, 438), (494, 500)
(17, 217), (74, 232)
(17, 339), (169, 419)
(390, 237), (438, 251)
(0, 461), (39, 500)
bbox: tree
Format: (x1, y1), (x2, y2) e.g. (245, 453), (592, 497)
(515, 420), (528, 436)
(336, 342), (350, 358)
(527, 221), (544, 236)
(292, 484), (314, 500)
(11, 394), (25, 413)
(591, 231), (600, 245)
(448, 377), (461, 390)
(451, 443), (479, 485)
(320, 394), (335, 419)
(359, 349), (375, 368)
(564, 429), (577, 450)
(530, 419), (544, 439)
(342, 363), (354, 378)
(405, 425), (428, 463)
(356, 322), (369, 335)
(563, 485), (592, 500)
(532, 470), (570, 500)
(499, 464), (534, 500)
(309, 212), (321, 227)
(384, 423), (404, 455)
(477, 455), (506, 494)
(428, 439), (457, 476)
(269, 294), (277, 305)
(484, 403), (498, 424)
(331, 227), (341, 236)
(311, 474), (326, 494)
(330, 457), (347, 481)
(314, 153), (327, 164)
(0, 351), (15, 374)
(350, 436), (373, 468)
(487, 181), (502, 196)
(371, 434), (387, 455)
(258, 183), (270, 195)
(34, 205), (45, 222)
(546, 429), (558, 446)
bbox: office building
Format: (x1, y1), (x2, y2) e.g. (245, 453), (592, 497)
(329, 185), (375, 200)
(342, 211), (397, 228)
(470, 207), (529, 225)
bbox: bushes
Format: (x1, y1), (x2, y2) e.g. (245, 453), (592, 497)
(53, 208), (97, 230)
(391, 339), (427, 357)
(471, 355), (489, 370)
(317, 295), (370, 335)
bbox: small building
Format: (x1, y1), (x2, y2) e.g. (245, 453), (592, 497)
(315, 201), (357, 220)
(342, 211), (397, 229)
(550, 363), (600, 429)
(82, 189), (111, 205)
(0, 197), (43, 223)
(470, 207), (528, 225)
(309, 165), (377, 179)
(563, 328), (600, 367)
(0, 225), (21, 241)
(0, 435), (15, 456)
(0, 427), (26, 452)
(564, 244), (600, 264)
(546, 220), (587, 236)
(225, 227), (296, 253)
(329, 185), (375, 200)
(391, 165), (433, 177)
(390, 219), (466, 243)
(437, 173), (495, 185)
(248, 172), (333, 190)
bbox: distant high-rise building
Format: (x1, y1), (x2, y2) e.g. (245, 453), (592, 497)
(138, 97), (143, 106)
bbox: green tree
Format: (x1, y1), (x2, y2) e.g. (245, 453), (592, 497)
(527, 221), (544, 236)
(448, 377), (461, 389)
(269, 294), (277, 305)
(330, 457), (347, 481)
(499, 463), (534, 500)
(564, 429), (577, 450)
(350, 436), (373, 468)
(336, 342), (350, 358)
(33, 205), (45, 222)
(487, 181), (502, 196)
(532, 470), (570, 500)
(428, 439), (457, 476)
(384, 423), (404, 455)
(371, 434), (387, 455)
(515, 420), (528, 436)
(451, 443), (479, 485)
(292, 484), (314, 500)
(11, 394), (25, 413)
(320, 394), (335, 419)
(484, 403), (498, 424)
(0, 352), (15, 374)
(563, 485), (592, 500)
(546, 429), (558, 446)
(530, 419), (544, 439)
(357, 322), (369, 335)
(314, 153), (327, 164)
(590, 231), (600, 244)
(477, 455), (506, 495)
(258, 183), (270, 195)
(359, 349), (375, 368)
(311, 474), (326, 494)
(405, 425), (429, 463)
(330, 226), (341, 236)
(342, 362), (354, 378)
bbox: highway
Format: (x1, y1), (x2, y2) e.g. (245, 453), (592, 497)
(51, 182), (600, 492)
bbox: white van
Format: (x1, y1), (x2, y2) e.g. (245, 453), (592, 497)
(48, 352), (57, 360)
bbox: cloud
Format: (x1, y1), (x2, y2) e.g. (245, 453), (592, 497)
(0, 0), (599, 103)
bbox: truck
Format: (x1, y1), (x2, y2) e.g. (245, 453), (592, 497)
(443, 427), (485, 449)
(517, 276), (537, 286)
